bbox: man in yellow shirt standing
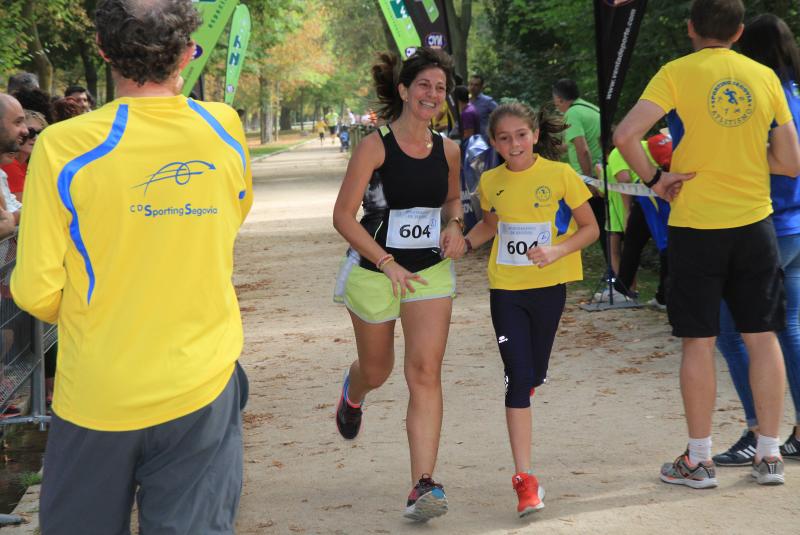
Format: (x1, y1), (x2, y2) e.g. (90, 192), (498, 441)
(615, 0), (800, 489)
(11, 0), (253, 532)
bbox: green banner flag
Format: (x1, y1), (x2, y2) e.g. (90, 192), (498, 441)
(181, 0), (238, 97)
(224, 4), (251, 105)
(377, 0), (421, 58)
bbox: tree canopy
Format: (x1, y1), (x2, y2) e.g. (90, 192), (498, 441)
(1, 1), (798, 138)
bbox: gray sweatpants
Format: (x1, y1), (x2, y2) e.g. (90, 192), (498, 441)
(40, 363), (248, 535)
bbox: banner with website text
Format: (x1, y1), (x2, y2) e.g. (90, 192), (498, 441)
(594, 0), (648, 155)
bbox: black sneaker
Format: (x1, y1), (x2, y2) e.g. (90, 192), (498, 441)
(335, 371), (362, 440)
(712, 430), (757, 466)
(780, 426), (800, 461)
(403, 475), (448, 521)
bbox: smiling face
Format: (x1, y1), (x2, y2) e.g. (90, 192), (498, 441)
(398, 67), (447, 122)
(491, 114), (540, 171)
(19, 115), (45, 157)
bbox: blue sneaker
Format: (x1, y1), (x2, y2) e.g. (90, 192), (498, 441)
(335, 371), (363, 440)
(403, 475), (448, 522)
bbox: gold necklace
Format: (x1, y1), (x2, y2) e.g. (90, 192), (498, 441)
(393, 123), (433, 149)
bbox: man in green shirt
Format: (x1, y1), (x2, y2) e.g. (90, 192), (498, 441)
(553, 78), (606, 261)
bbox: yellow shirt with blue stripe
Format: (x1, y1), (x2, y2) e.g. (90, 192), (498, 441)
(478, 156), (592, 290)
(11, 95), (253, 431)
(641, 48), (793, 229)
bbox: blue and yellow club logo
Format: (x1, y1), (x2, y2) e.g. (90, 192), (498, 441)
(536, 185), (551, 202)
(708, 79), (754, 127)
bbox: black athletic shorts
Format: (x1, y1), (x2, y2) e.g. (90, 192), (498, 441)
(667, 218), (785, 338)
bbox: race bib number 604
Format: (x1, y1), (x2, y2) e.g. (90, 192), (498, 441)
(497, 222), (551, 266)
(386, 207), (441, 249)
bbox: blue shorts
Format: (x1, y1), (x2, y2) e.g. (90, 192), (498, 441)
(490, 285), (566, 408)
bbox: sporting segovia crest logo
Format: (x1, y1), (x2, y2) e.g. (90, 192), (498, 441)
(708, 79), (754, 127)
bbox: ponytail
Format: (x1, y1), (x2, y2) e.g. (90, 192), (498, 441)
(371, 52), (403, 122)
(534, 107), (568, 161)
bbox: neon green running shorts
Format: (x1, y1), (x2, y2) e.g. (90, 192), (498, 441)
(333, 251), (456, 324)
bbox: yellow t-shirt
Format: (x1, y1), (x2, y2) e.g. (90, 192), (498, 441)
(478, 156), (592, 290)
(11, 95), (253, 431)
(641, 48), (793, 229)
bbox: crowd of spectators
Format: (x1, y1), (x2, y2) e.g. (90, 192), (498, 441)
(0, 74), (93, 416)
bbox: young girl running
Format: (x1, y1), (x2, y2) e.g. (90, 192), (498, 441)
(464, 103), (598, 517)
(332, 47), (464, 521)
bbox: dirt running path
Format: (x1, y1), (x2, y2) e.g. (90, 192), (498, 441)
(233, 141), (798, 534)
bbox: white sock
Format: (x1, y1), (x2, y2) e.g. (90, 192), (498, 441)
(687, 437), (712, 465)
(756, 435), (780, 460)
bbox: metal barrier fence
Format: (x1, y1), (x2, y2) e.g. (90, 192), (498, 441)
(349, 125), (376, 154)
(0, 232), (55, 431)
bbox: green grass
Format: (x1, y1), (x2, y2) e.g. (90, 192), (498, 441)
(17, 471), (42, 487)
(572, 240), (661, 300)
(249, 140), (307, 157)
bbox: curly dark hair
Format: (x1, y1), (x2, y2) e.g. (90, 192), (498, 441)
(53, 97), (85, 123)
(95, 0), (201, 86)
(372, 47), (455, 121)
(12, 87), (53, 124)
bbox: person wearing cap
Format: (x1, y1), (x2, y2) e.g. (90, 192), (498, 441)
(614, 0), (800, 489)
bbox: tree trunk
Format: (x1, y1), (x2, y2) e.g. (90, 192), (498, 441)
(443, 0), (471, 80)
(259, 73), (272, 144)
(280, 105), (292, 131)
(273, 81), (281, 142)
(298, 90), (304, 131)
(105, 62), (115, 103)
(78, 39), (98, 100)
(23, 0), (53, 93)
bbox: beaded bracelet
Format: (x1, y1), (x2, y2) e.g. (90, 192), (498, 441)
(376, 254), (394, 270)
(379, 258), (396, 271)
(464, 237), (473, 253)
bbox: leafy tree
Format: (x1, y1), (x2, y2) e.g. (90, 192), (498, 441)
(474, 0), (800, 126)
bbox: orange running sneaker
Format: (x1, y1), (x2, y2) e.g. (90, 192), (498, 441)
(512, 472), (545, 517)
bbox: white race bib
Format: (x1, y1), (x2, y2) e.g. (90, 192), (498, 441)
(386, 207), (441, 249)
(496, 222), (552, 266)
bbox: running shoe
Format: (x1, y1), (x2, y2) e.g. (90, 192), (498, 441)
(512, 472), (545, 517)
(712, 430), (757, 466)
(335, 371), (362, 440)
(593, 288), (631, 303)
(779, 427), (800, 461)
(659, 451), (718, 489)
(403, 474), (448, 522)
(646, 297), (667, 311)
(751, 456), (785, 485)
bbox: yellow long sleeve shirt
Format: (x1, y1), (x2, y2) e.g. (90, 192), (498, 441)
(11, 95), (253, 431)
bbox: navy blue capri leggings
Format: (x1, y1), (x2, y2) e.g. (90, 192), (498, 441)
(490, 284), (566, 408)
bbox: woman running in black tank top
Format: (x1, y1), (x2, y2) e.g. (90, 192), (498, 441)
(332, 48), (464, 522)
(358, 124), (449, 273)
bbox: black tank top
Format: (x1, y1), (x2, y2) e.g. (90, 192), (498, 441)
(358, 125), (449, 273)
